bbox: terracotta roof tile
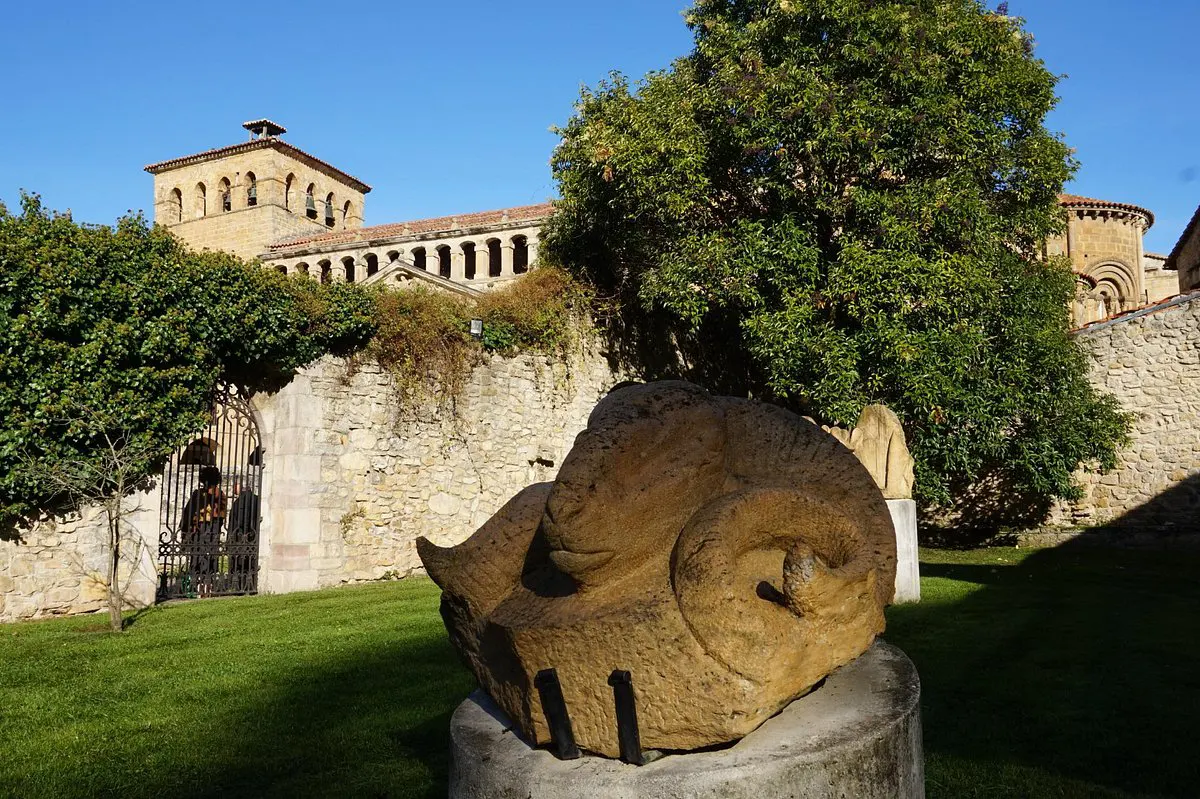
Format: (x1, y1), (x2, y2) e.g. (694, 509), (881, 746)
(267, 202), (555, 253)
(1058, 193), (1154, 228)
(1072, 288), (1200, 333)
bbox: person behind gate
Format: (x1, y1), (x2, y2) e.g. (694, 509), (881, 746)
(180, 465), (226, 597)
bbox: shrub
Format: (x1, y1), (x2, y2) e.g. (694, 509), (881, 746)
(0, 195), (376, 528)
(476, 266), (593, 355)
(362, 286), (478, 406)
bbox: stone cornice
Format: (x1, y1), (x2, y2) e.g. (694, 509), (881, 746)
(144, 139), (372, 194)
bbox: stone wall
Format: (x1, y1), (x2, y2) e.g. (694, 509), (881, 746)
(254, 346), (623, 591)
(1051, 292), (1200, 529)
(0, 490), (161, 622)
(0, 345), (623, 623)
(1143, 253), (1179, 305)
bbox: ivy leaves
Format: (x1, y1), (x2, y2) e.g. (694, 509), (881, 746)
(0, 195), (376, 528)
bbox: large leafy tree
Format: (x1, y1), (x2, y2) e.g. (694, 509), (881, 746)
(0, 195), (376, 530)
(543, 0), (1129, 510)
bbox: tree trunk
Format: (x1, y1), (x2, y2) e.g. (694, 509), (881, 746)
(108, 508), (123, 633)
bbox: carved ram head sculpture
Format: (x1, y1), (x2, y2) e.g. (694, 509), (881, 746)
(417, 381), (897, 757)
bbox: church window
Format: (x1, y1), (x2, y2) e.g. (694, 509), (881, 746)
(411, 247), (427, 271)
(306, 184), (317, 219)
(324, 193), (335, 227)
(285, 174), (295, 210)
(246, 173), (258, 207)
(296, 262), (310, 277)
(319, 260), (332, 284)
(276, 265), (287, 275)
(437, 246), (452, 279)
(170, 188), (183, 223)
(342, 201), (352, 229)
(196, 183), (207, 217)
(342, 256), (356, 283)
(218, 178), (232, 212)
(365, 253), (379, 277)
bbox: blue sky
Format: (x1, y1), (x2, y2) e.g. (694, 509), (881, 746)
(0, 1), (1196, 254)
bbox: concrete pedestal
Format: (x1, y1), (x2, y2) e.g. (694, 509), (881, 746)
(448, 641), (924, 799)
(889, 498), (921, 603)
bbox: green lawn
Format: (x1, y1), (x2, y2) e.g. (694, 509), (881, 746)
(1, 545), (1198, 798)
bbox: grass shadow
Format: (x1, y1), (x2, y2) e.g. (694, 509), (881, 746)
(0, 581), (474, 799)
(888, 543), (1200, 798)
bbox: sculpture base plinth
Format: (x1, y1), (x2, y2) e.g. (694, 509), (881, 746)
(448, 641), (924, 799)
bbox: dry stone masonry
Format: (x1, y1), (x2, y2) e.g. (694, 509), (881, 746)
(10, 291), (1200, 623)
(0, 495), (160, 622)
(1052, 292), (1200, 530)
(257, 346), (624, 594)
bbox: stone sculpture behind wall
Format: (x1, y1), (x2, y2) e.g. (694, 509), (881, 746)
(823, 404), (915, 500)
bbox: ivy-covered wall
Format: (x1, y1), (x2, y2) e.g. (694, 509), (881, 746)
(0, 345), (622, 623)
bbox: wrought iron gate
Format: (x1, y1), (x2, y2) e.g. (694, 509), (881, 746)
(157, 383), (263, 600)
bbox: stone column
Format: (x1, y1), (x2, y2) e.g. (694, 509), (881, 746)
(451, 247), (466, 281)
(527, 235), (540, 267)
(500, 243), (515, 277)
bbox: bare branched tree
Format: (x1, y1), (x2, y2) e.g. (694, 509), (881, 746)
(20, 403), (164, 632)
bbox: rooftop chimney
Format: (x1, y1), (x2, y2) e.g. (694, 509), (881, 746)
(242, 119), (287, 140)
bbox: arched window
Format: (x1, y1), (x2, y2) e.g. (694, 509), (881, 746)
(437, 246), (452, 279)
(385, 250), (400, 264)
(411, 247), (426, 271)
(218, 178), (232, 212)
(276, 264), (288, 275)
(365, 253), (379, 278)
(195, 183), (207, 217)
(246, 172), (258, 207)
(1086, 262), (1135, 320)
(463, 242), (478, 281)
(341, 256), (356, 283)
(487, 238), (502, 278)
(305, 184), (317, 219)
(512, 235), (530, 274)
(319, 260), (332, 284)
(342, 200), (352, 229)
(170, 188), (183, 223)
(285, 174), (295, 210)
(296, 262), (310, 277)
(324, 193), (335, 227)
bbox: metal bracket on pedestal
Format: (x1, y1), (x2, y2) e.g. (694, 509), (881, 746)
(608, 669), (645, 766)
(535, 668), (581, 760)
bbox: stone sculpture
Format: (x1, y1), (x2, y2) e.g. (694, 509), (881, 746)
(823, 405), (915, 500)
(417, 381), (897, 758)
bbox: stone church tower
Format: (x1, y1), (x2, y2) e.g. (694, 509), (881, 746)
(1046, 194), (1173, 326)
(144, 120), (371, 260)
